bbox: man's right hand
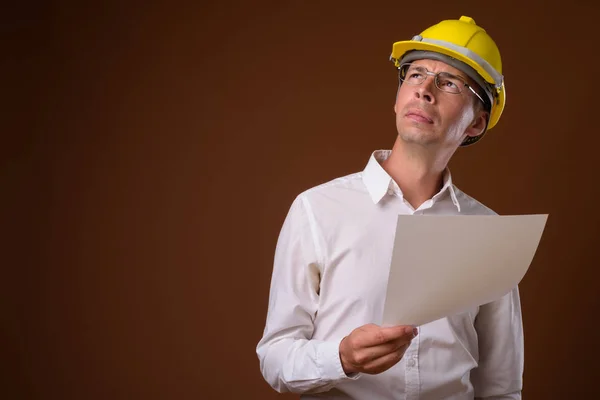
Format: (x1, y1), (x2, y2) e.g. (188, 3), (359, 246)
(339, 323), (417, 375)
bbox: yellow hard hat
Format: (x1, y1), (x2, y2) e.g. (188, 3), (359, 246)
(390, 16), (505, 144)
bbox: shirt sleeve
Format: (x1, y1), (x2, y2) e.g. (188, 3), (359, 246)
(256, 194), (360, 394)
(472, 286), (524, 400)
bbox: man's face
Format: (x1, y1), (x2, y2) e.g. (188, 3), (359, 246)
(394, 59), (487, 148)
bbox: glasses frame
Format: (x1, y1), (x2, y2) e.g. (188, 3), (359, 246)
(398, 62), (485, 106)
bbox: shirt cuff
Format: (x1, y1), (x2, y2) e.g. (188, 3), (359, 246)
(317, 337), (362, 382)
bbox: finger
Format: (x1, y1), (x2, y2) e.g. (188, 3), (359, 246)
(364, 336), (414, 361)
(364, 325), (416, 347)
(361, 343), (410, 374)
(390, 330), (417, 348)
(357, 336), (413, 362)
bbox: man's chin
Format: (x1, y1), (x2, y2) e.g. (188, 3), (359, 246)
(398, 128), (439, 146)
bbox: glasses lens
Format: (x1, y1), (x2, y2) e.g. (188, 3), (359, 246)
(400, 63), (426, 85)
(436, 72), (465, 94)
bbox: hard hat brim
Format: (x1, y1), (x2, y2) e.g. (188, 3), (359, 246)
(391, 40), (495, 85)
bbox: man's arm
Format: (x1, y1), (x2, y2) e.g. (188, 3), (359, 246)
(472, 287), (524, 400)
(256, 194), (415, 394)
(256, 195), (357, 394)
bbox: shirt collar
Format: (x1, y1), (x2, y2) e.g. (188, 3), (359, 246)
(361, 150), (461, 211)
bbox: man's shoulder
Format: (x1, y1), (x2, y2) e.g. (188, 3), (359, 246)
(297, 171), (365, 199)
(453, 186), (498, 216)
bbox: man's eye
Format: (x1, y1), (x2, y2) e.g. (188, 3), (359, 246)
(442, 80), (458, 88)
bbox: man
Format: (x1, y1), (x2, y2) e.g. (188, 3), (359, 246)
(256, 16), (523, 399)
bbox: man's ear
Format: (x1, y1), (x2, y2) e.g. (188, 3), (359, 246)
(465, 110), (489, 139)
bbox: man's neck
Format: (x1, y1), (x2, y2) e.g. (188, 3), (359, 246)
(381, 139), (453, 209)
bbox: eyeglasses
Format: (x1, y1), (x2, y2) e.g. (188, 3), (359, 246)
(398, 62), (485, 106)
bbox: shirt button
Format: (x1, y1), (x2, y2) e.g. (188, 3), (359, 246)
(407, 358), (416, 368)
(387, 189), (394, 195)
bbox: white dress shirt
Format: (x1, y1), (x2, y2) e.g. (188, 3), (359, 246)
(256, 150), (523, 399)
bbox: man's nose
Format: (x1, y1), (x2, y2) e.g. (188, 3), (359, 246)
(414, 76), (436, 103)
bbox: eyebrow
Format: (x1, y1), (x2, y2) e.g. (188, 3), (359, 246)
(411, 64), (470, 82)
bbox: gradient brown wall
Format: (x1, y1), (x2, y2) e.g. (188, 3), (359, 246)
(3, 1), (599, 399)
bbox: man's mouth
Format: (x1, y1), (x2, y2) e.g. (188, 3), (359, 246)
(406, 109), (434, 124)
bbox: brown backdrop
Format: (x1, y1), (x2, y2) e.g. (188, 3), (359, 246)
(3, 1), (599, 399)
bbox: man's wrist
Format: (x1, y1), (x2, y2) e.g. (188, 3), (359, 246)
(339, 336), (357, 375)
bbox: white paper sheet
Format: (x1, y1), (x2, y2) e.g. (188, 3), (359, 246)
(382, 214), (548, 327)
